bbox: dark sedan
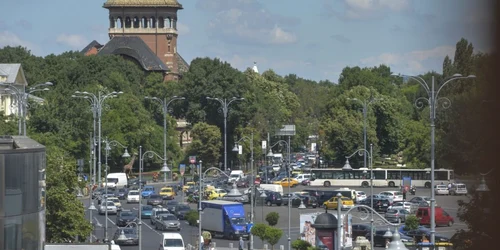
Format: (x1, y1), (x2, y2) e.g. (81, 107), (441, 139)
(359, 198), (390, 212)
(236, 179), (249, 188)
(147, 195), (163, 206)
(173, 204), (192, 220)
(116, 210), (138, 227)
(399, 226), (450, 243)
(165, 200), (180, 213)
(116, 188), (129, 200)
(352, 224), (372, 240)
(113, 227), (138, 246)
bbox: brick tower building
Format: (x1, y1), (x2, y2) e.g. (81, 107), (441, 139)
(82, 0), (189, 81)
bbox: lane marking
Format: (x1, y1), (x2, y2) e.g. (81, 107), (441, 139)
(141, 219), (163, 236)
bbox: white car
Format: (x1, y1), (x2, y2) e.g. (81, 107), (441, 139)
(379, 191), (403, 202)
(435, 185), (450, 195)
(354, 191), (367, 203)
(127, 190), (140, 203)
(99, 201), (118, 215)
(388, 201), (412, 212)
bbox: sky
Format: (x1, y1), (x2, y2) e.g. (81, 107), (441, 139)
(0, 0), (495, 82)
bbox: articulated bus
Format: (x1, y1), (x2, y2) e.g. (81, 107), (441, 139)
(308, 168), (454, 188)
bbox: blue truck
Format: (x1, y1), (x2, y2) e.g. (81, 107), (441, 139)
(201, 200), (249, 240)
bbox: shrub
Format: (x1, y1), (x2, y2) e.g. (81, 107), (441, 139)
(292, 239), (311, 250)
(185, 210), (199, 226)
(250, 223), (268, 244)
(404, 215), (419, 231)
(265, 212), (280, 226)
(264, 226), (283, 250)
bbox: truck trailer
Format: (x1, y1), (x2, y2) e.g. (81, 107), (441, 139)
(201, 200), (249, 240)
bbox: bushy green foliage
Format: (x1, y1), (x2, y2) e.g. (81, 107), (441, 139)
(185, 210), (199, 226)
(264, 226), (283, 250)
(265, 212), (280, 226)
(404, 215), (420, 231)
(250, 223), (268, 244)
(292, 239), (311, 250)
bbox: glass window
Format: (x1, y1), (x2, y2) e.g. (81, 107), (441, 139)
(164, 239), (183, 247)
(373, 170), (385, 180)
(436, 171), (448, 180)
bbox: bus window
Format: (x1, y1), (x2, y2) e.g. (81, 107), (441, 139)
(436, 171), (448, 180)
(373, 170), (386, 180)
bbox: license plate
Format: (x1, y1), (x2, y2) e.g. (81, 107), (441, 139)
(383, 204), (388, 206)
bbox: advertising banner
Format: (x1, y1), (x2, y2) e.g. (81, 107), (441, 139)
(299, 213), (320, 246)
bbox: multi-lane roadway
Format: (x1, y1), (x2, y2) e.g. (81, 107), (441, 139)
(82, 183), (466, 250)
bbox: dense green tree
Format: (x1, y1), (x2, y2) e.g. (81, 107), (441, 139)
(264, 226), (283, 250)
(186, 122), (222, 167)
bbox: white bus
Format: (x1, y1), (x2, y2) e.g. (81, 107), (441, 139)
(308, 168), (454, 188)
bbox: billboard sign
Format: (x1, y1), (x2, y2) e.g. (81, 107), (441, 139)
(299, 213), (321, 246)
(179, 164), (186, 176)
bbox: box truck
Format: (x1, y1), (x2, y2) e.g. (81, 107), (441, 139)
(201, 200), (249, 240)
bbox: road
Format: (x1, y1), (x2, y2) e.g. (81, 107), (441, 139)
(83, 183), (467, 249)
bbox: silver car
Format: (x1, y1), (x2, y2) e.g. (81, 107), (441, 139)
(98, 201), (118, 215)
(218, 194), (249, 203)
(384, 208), (411, 223)
(155, 214), (181, 231)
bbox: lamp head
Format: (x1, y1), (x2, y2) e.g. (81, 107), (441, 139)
(161, 163), (170, 172)
(88, 202), (97, 210)
(117, 229), (128, 241)
(122, 149), (131, 158)
(342, 159), (353, 171)
(476, 176), (490, 192)
(267, 150), (274, 157)
(232, 144), (239, 152)
(336, 193), (342, 198)
(44, 82), (54, 86)
(452, 73), (463, 77)
(228, 183), (243, 196)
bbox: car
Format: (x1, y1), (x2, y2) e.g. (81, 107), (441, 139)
(127, 178), (146, 188)
(151, 207), (171, 226)
(108, 197), (122, 211)
(301, 179), (311, 186)
(141, 205), (153, 219)
(409, 196), (431, 206)
(273, 178), (299, 187)
(155, 214), (181, 231)
(127, 190), (140, 203)
(93, 188), (105, 199)
(236, 178), (250, 188)
(416, 207), (454, 227)
(173, 204), (192, 220)
(354, 191), (367, 203)
(359, 198), (391, 212)
(384, 208), (411, 223)
(116, 188), (129, 200)
(292, 195), (318, 208)
(183, 182), (196, 192)
(219, 193), (250, 203)
(97, 190), (116, 204)
(159, 187), (176, 200)
(388, 201), (412, 212)
(399, 225), (450, 243)
(208, 189), (228, 200)
(323, 196), (354, 210)
(98, 201), (118, 215)
(116, 210), (138, 227)
(147, 194), (164, 206)
(113, 227), (139, 246)
(141, 185), (155, 198)
(449, 183), (468, 195)
(435, 185), (450, 195)
(379, 191), (403, 202)
(352, 224), (372, 240)
(262, 191), (283, 206)
(165, 200), (180, 213)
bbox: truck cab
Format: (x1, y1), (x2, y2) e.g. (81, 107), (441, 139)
(201, 200), (249, 240)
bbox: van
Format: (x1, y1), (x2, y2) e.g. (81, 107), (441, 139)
(450, 183), (468, 196)
(259, 184), (283, 195)
(295, 174), (311, 183)
(303, 189), (337, 204)
(333, 188), (357, 201)
(228, 170), (245, 183)
(106, 173), (128, 189)
(416, 207), (454, 227)
(160, 232), (185, 250)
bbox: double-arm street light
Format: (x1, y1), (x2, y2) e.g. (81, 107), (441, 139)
(102, 138), (130, 242)
(206, 96), (245, 171)
(73, 90), (123, 187)
(139, 147), (166, 250)
(1, 81), (53, 135)
(392, 73), (475, 243)
(267, 140), (291, 250)
(232, 132), (254, 250)
(343, 144), (374, 249)
(347, 95), (381, 169)
(145, 95), (185, 182)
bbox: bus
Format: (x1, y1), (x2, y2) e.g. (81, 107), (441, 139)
(308, 168), (454, 188)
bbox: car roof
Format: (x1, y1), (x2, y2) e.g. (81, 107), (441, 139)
(162, 232), (183, 239)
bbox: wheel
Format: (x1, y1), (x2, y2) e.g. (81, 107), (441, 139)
(388, 181), (395, 187)
(448, 220), (454, 227)
(324, 181), (331, 187)
(362, 181), (369, 188)
(425, 182), (431, 188)
(266, 201), (272, 206)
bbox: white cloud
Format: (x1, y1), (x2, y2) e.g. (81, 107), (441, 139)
(177, 23), (190, 35)
(341, 0), (410, 20)
(269, 26), (297, 44)
(0, 31), (38, 53)
(360, 45), (455, 74)
(56, 34), (88, 49)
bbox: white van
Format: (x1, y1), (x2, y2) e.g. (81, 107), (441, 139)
(333, 188), (357, 201)
(106, 173), (128, 189)
(259, 184), (283, 195)
(295, 174), (311, 183)
(229, 170), (245, 183)
(160, 232), (185, 250)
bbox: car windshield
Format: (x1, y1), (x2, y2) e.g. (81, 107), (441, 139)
(149, 195), (161, 199)
(164, 239), (183, 247)
(231, 217), (247, 225)
(456, 184), (466, 188)
(167, 201), (179, 206)
(393, 202), (403, 206)
(142, 205), (153, 211)
(129, 191), (139, 195)
(162, 188), (172, 192)
(230, 174), (240, 178)
(157, 211), (170, 216)
(105, 202), (115, 206)
(122, 228), (137, 235)
(107, 178), (118, 183)
(144, 187), (154, 191)
(386, 209), (398, 214)
(163, 215), (177, 221)
(121, 212), (134, 217)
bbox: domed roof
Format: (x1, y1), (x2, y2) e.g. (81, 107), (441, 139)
(312, 213), (337, 229)
(103, 0), (183, 9)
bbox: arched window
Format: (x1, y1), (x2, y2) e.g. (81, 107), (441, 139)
(117, 17), (123, 28)
(158, 17), (165, 28)
(150, 17), (156, 28)
(109, 17), (115, 28)
(142, 17), (148, 28)
(133, 16), (140, 28)
(125, 17), (132, 28)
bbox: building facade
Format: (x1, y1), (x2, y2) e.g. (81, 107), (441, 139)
(0, 136), (46, 250)
(0, 64), (28, 117)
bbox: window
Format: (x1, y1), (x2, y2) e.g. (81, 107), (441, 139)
(423, 210), (428, 216)
(373, 170), (386, 180)
(164, 239), (183, 247)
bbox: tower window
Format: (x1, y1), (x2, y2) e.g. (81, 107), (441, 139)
(168, 46), (170, 52)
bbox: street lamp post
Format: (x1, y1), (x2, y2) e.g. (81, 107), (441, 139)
(145, 95), (185, 182)
(73, 90), (123, 187)
(267, 140), (291, 250)
(1, 81), (53, 135)
(102, 138), (130, 241)
(392, 73), (475, 243)
(139, 148), (166, 250)
(232, 132), (254, 250)
(348, 95), (381, 169)
(343, 144), (373, 249)
(206, 96), (245, 171)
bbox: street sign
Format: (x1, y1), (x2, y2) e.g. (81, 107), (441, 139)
(189, 156), (197, 164)
(261, 141), (267, 149)
(180, 164), (186, 176)
(247, 223), (254, 233)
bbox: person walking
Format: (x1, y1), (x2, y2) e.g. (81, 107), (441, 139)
(239, 237), (245, 250)
(402, 186), (407, 201)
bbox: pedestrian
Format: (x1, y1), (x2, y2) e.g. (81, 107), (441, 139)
(385, 238), (390, 248)
(402, 187), (407, 201)
(239, 237), (245, 250)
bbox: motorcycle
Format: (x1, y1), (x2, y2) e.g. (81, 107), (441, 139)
(410, 186), (416, 195)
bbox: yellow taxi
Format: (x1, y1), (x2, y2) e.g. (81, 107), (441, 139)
(108, 197), (122, 210)
(323, 196), (354, 210)
(273, 178), (299, 187)
(159, 187), (175, 200)
(183, 181), (196, 192)
(208, 189), (227, 200)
